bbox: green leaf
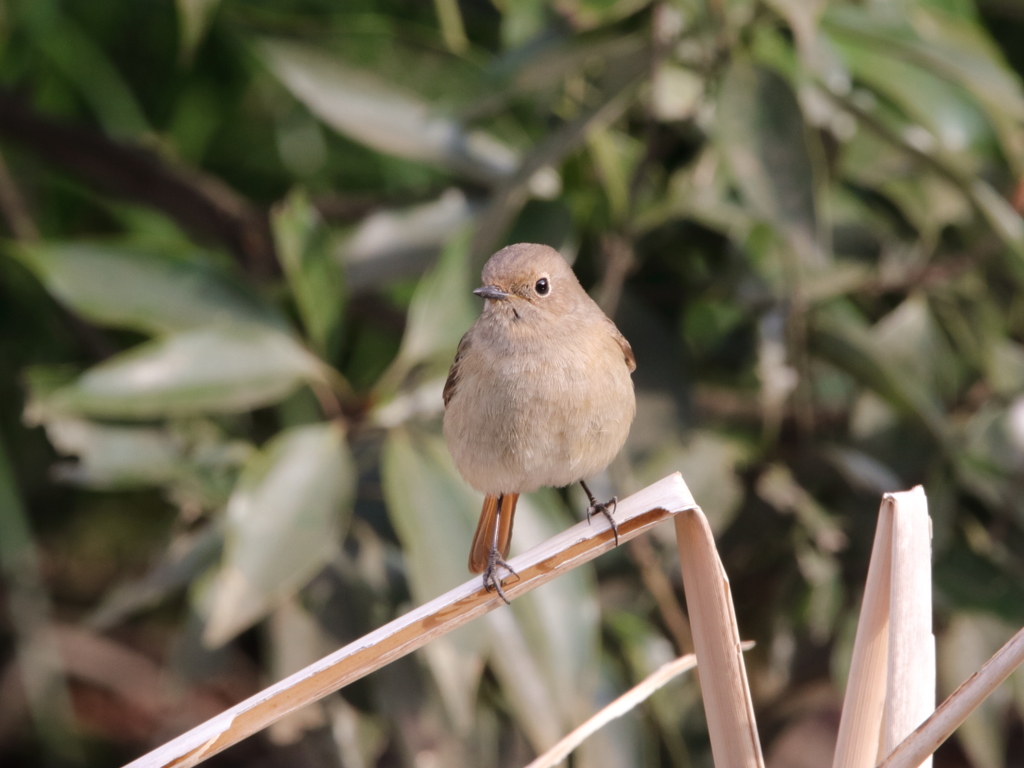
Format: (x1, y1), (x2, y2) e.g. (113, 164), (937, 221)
(259, 39), (519, 184)
(554, 0), (653, 30)
(823, 5), (1024, 169)
(810, 302), (951, 446)
(586, 127), (643, 223)
(492, 489), (600, 741)
(203, 422), (354, 646)
(339, 188), (476, 292)
(499, 0), (546, 49)
(871, 293), (966, 403)
(938, 613), (1016, 768)
(829, 31), (992, 159)
(717, 60), (823, 266)
(29, 14), (151, 138)
(272, 190), (345, 356)
(649, 64), (704, 123)
(90, 525), (224, 630)
(631, 431), (746, 535)
(176, 0), (220, 62)
(381, 426), (601, 739)
(380, 426), (486, 731)
(40, 418), (183, 489)
(935, 540), (1024, 625)
(11, 241), (285, 336)
(986, 340), (1024, 397)
(45, 327), (323, 419)
(373, 229), (476, 400)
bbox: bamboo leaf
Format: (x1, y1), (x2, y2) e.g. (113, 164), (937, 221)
(260, 39), (519, 184)
(717, 59), (823, 266)
(380, 426), (486, 732)
(11, 241), (285, 336)
(44, 327), (324, 419)
(373, 229), (476, 400)
(176, 0), (220, 62)
(272, 189), (345, 355)
(203, 422), (354, 647)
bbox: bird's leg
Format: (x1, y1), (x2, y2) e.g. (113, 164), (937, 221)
(482, 548), (519, 604)
(482, 494), (519, 604)
(580, 479), (619, 547)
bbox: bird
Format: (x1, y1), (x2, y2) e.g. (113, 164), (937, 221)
(443, 243), (636, 602)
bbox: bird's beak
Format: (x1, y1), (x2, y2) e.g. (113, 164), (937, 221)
(473, 285), (510, 301)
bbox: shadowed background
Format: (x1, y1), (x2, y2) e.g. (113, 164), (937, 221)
(2, 1), (1024, 767)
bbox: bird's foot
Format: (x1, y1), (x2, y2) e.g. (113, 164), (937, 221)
(586, 496), (620, 547)
(482, 548), (520, 604)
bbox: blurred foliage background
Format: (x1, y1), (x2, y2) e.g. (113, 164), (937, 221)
(3, 0), (1024, 766)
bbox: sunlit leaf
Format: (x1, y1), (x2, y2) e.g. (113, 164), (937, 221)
(12, 241), (285, 335)
(272, 189), (344, 355)
(649, 64), (703, 123)
(381, 424), (601, 742)
(500, 490), (600, 726)
(587, 127), (643, 223)
(373, 229), (477, 399)
(40, 418), (182, 489)
(267, 598), (331, 744)
(260, 39), (519, 184)
(338, 188), (477, 291)
(823, 444), (903, 496)
(810, 302), (951, 444)
(45, 327), (324, 419)
(824, 4), (1024, 168)
(879, 175), (972, 242)
(987, 340), (1024, 397)
(433, 0), (468, 55)
(631, 431), (746, 535)
(828, 28), (992, 158)
(499, 0), (547, 49)
(554, 0), (653, 30)
(176, 0), (220, 62)
(486, 33), (647, 100)
(203, 422), (354, 646)
(969, 180), (1024, 268)
(870, 293), (965, 402)
(380, 426), (486, 732)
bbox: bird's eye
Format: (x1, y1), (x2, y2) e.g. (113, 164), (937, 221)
(535, 277), (550, 296)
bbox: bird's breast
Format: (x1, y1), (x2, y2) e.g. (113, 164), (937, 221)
(443, 316), (635, 494)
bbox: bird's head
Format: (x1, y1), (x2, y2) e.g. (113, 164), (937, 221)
(474, 243), (585, 322)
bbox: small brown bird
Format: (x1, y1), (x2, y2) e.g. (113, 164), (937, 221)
(443, 243), (636, 601)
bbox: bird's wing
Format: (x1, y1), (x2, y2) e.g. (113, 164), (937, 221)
(606, 319), (636, 372)
(443, 330), (472, 408)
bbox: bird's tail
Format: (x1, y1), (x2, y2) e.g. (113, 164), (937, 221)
(468, 492), (519, 574)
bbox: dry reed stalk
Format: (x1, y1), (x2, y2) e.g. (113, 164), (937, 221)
(523, 653), (699, 768)
(523, 640), (757, 768)
(832, 492), (893, 768)
(675, 507), (765, 768)
(123, 473), (697, 768)
(882, 487), (934, 764)
(832, 487), (934, 768)
(879, 625), (1024, 768)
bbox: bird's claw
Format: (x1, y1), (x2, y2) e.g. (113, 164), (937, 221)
(482, 548), (520, 604)
(586, 496), (620, 546)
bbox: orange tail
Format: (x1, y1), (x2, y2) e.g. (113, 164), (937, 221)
(468, 493), (519, 574)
